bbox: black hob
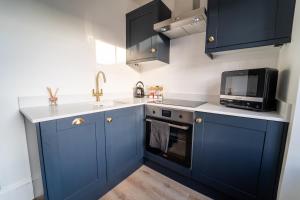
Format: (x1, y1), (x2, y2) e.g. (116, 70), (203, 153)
(148, 98), (206, 108)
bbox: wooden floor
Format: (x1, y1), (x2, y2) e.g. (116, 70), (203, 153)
(100, 165), (213, 200)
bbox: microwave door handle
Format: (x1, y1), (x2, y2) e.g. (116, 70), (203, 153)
(145, 119), (189, 131)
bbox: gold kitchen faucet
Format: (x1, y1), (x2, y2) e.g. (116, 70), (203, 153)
(92, 71), (107, 102)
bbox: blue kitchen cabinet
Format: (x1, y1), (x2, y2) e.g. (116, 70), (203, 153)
(192, 112), (287, 200)
(105, 106), (144, 187)
(126, 0), (171, 65)
(205, 0), (296, 56)
(39, 113), (107, 200)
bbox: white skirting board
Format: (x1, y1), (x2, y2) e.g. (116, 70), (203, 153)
(0, 178), (34, 200)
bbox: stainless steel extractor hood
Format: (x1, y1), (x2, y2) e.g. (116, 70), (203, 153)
(154, 0), (206, 39)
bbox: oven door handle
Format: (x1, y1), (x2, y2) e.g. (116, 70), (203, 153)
(145, 119), (189, 130)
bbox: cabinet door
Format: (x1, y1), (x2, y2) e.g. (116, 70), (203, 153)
(126, 4), (157, 62)
(40, 113), (106, 200)
(206, 0), (277, 51)
(105, 106), (144, 187)
(192, 112), (268, 200)
(126, 0), (171, 64)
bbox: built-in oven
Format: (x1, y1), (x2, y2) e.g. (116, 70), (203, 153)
(145, 105), (193, 168)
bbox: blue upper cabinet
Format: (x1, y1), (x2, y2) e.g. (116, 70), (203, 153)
(105, 106), (144, 187)
(192, 112), (288, 200)
(205, 0), (296, 55)
(126, 0), (171, 65)
(39, 113), (107, 200)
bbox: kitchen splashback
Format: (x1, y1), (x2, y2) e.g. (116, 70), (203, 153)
(140, 32), (280, 97)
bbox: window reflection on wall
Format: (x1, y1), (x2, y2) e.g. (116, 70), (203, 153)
(95, 40), (126, 65)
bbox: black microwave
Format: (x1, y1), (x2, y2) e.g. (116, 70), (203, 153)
(220, 68), (278, 111)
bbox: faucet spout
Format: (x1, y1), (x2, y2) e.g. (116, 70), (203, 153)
(93, 70), (106, 102)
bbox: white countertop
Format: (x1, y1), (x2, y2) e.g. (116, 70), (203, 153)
(20, 98), (289, 123)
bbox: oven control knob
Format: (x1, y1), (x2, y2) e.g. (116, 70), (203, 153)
(152, 110), (156, 114)
(179, 114), (183, 119)
(195, 117), (203, 124)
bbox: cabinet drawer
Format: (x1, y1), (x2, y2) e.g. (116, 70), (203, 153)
(57, 113), (100, 131)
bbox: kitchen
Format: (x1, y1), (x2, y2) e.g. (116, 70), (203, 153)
(0, 0), (299, 200)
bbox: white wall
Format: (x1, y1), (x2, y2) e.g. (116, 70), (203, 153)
(276, 3), (300, 104)
(278, 79), (300, 200)
(277, 0), (300, 199)
(0, 0), (139, 199)
(140, 33), (280, 96)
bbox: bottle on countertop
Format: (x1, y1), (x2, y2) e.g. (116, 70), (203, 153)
(147, 85), (163, 100)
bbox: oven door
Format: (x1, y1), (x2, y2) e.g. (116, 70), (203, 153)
(220, 68), (266, 100)
(145, 117), (192, 168)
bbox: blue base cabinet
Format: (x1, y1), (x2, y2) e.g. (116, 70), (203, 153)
(39, 113), (107, 200)
(105, 106), (144, 187)
(27, 106), (286, 200)
(34, 106), (144, 200)
(192, 112), (288, 200)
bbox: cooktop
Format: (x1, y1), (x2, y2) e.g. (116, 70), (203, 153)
(148, 99), (206, 108)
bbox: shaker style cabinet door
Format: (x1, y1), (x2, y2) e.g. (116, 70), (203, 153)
(39, 113), (106, 200)
(126, 0), (171, 64)
(127, 5), (156, 62)
(104, 106), (144, 187)
(192, 112), (287, 200)
(205, 0), (296, 54)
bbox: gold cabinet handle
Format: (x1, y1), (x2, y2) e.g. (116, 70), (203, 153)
(106, 117), (113, 123)
(150, 48), (157, 53)
(72, 117), (85, 126)
(195, 117), (203, 124)
(208, 36), (215, 43)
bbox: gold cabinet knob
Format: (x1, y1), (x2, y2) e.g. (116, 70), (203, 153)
(208, 36), (215, 43)
(72, 117), (85, 125)
(195, 117), (203, 124)
(150, 48), (157, 53)
(106, 117), (113, 123)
